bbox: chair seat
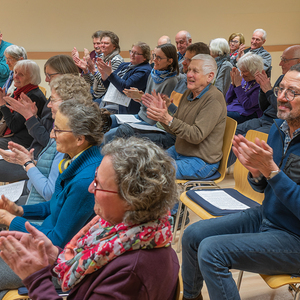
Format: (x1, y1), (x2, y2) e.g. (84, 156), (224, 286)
(260, 273), (300, 289)
(2, 290), (29, 300)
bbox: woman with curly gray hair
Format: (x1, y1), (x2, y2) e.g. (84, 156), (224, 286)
(226, 52), (264, 124)
(0, 137), (180, 300)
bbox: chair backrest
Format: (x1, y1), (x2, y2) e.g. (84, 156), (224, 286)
(175, 271), (183, 300)
(38, 85), (47, 97)
(214, 116), (237, 184)
(234, 130), (268, 204)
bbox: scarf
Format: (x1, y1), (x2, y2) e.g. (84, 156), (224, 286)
(13, 83), (38, 100)
(151, 68), (177, 84)
(53, 213), (173, 292)
(58, 145), (92, 173)
(102, 49), (120, 63)
(4, 84), (38, 136)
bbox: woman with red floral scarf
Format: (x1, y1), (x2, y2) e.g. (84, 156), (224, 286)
(0, 137), (180, 300)
(0, 60), (46, 149)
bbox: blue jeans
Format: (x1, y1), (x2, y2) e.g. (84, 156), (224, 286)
(167, 146), (219, 180)
(182, 206), (300, 299)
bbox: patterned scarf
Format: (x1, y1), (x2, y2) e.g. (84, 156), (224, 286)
(151, 68), (177, 84)
(53, 214), (173, 292)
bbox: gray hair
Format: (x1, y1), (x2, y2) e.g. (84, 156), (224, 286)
(58, 100), (104, 145)
(253, 29), (267, 41)
(50, 74), (92, 102)
(102, 137), (178, 224)
(4, 45), (27, 60)
(14, 60), (41, 85)
(192, 54), (218, 81)
(237, 52), (264, 76)
(183, 31), (192, 42)
(210, 38), (230, 56)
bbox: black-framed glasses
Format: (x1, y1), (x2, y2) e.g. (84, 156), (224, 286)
(45, 72), (60, 79)
(93, 168), (118, 194)
(129, 50), (143, 56)
(280, 56), (300, 63)
(152, 54), (167, 62)
(52, 128), (73, 137)
(274, 86), (300, 101)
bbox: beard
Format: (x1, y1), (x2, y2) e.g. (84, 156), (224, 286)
(277, 102), (300, 129)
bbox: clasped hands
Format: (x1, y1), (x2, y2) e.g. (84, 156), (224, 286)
(230, 67), (242, 87)
(232, 134), (279, 179)
(0, 222), (59, 280)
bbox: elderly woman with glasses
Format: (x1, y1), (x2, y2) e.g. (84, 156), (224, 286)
(0, 75), (94, 208)
(228, 32), (245, 67)
(0, 137), (179, 300)
(226, 52), (263, 124)
(0, 99), (104, 296)
(96, 42), (152, 114)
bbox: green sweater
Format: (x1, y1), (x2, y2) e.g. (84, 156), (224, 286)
(163, 84), (226, 164)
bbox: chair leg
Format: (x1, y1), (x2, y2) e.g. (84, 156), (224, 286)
(176, 206), (188, 253)
(172, 201), (183, 245)
(236, 270), (244, 291)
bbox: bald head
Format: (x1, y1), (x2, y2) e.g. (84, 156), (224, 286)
(175, 30), (192, 55)
(280, 45), (300, 75)
(157, 35), (171, 46)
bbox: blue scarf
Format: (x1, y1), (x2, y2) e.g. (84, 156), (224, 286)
(151, 69), (177, 84)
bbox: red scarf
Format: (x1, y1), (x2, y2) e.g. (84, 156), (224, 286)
(4, 84), (38, 136)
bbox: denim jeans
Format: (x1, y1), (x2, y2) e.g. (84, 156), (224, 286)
(182, 206), (300, 300)
(167, 146), (219, 180)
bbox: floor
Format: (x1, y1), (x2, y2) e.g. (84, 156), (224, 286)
(172, 173), (295, 300)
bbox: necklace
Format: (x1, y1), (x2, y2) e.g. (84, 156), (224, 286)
(242, 80), (256, 92)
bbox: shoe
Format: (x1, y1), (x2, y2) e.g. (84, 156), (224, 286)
(172, 208), (190, 231)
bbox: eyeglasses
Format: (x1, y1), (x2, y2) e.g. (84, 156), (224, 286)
(230, 40), (239, 44)
(183, 57), (192, 64)
(274, 86), (300, 101)
(45, 72), (60, 79)
(52, 128), (73, 137)
(93, 168), (118, 194)
(129, 50), (143, 56)
(152, 54), (167, 62)
(5, 57), (16, 62)
(49, 97), (62, 104)
(280, 56), (300, 63)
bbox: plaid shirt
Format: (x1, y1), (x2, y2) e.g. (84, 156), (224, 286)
(280, 120), (300, 154)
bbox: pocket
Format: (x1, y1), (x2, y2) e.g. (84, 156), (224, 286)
(283, 153), (300, 184)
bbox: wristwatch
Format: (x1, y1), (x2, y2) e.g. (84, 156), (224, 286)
(266, 170), (280, 180)
(23, 160), (34, 170)
(168, 118), (173, 127)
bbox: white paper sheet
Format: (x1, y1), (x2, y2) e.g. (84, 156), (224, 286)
(115, 114), (142, 124)
(103, 85), (131, 107)
(195, 190), (250, 210)
(0, 181), (25, 202)
(127, 123), (166, 132)
(0, 150), (12, 160)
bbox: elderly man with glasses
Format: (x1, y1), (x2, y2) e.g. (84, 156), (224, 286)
(181, 63), (300, 300)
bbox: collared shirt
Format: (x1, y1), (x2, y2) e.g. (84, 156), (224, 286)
(187, 84), (211, 101)
(177, 52), (185, 62)
(280, 120), (300, 154)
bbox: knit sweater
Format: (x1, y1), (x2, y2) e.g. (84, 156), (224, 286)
(9, 145), (103, 248)
(0, 40), (12, 87)
(249, 119), (300, 237)
(162, 85), (227, 164)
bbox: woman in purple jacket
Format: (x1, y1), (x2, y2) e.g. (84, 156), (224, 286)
(226, 52), (264, 124)
(0, 137), (180, 300)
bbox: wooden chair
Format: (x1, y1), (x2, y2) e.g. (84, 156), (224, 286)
(3, 291), (29, 300)
(175, 271), (184, 300)
(173, 117), (237, 251)
(175, 130), (268, 253)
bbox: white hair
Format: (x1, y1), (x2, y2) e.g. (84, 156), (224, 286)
(4, 45), (27, 60)
(14, 60), (41, 85)
(237, 52), (264, 76)
(209, 38), (230, 56)
(253, 29), (267, 41)
(191, 54), (217, 81)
